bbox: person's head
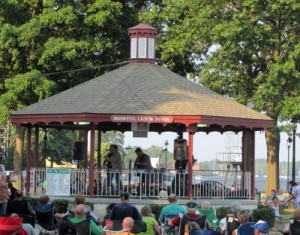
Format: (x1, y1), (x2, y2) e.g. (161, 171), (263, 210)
(106, 203), (116, 213)
(186, 221), (200, 234)
(237, 210), (249, 224)
(122, 217), (134, 232)
(168, 194), (177, 204)
(186, 201), (198, 213)
(40, 195), (50, 204)
(270, 189), (276, 196)
(293, 208), (300, 220)
(251, 220), (269, 235)
(110, 144), (118, 153)
(135, 147), (143, 156)
(200, 201), (211, 210)
(74, 204), (85, 218)
(231, 201), (242, 216)
(289, 180), (297, 187)
(10, 213), (19, 217)
(14, 189), (23, 199)
(120, 192), (130, 202)
(141, 205), (152, 217)
(272, 196), (279, 203)
(277, 189), (283, 195)
(75, 194), (86, 205)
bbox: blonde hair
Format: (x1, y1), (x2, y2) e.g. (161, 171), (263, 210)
(75, 194), (86, 204)
(294, 208), (300, 220)
(141, 205), (152, 216)
(237, 211), (249, 224)
(200, 201), (211, 209)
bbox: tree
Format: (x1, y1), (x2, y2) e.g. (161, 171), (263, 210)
(0, 0), (157, 172)
(143, 0), (300, 192)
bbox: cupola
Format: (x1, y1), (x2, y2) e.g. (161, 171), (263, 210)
(128, 23), (157, 64)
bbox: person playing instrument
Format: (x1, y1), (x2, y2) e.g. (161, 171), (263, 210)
(134, 148), (152, 195)
(104, 144), (122, 194)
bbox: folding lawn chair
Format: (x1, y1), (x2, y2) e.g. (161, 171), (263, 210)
(35, 202), (58, 234)
(0, 217), (27, 235)
(162, 214), (179, 235)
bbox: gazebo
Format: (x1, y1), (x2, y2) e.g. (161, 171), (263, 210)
(10, 23), (273, 199)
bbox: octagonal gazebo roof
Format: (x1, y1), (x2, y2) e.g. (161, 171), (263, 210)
(10, 23), (273, 132)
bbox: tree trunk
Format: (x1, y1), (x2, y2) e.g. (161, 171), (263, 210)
(14, 126), (25, 189)
(265, 128), (280, 194)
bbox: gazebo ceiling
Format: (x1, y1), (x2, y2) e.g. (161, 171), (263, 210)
(10, 63), (273, 133)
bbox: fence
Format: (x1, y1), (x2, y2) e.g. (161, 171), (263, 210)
(17, 168), (254, 199)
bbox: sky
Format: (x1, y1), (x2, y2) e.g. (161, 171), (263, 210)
(123, 129), (298, 163)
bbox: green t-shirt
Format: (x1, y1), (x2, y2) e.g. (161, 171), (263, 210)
(70, 217), (103, 235)
(139, 217), (157, 235)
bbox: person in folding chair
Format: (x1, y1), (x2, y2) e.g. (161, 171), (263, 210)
(69, 204), (103, 235)
(35, 199), (57, 234)
(168, 201), (209, 235)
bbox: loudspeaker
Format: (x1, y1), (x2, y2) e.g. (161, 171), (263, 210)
(73, 141), (85, 160)
(173, 139), (187, 160)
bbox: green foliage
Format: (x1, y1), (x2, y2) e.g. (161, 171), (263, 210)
(149, 204), (164, 221)
(53, 199), (69, 213)
(216, 206), (230, 220)
(252, 205), (275, 228)
(40, 129), (77, 165)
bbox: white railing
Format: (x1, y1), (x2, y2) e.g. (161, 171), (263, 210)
(22, 168), (252, 199)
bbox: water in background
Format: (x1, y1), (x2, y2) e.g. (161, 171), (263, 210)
(255, 175), (300, 193)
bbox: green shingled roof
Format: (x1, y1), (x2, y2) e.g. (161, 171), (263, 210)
(12, 63), (271, 122)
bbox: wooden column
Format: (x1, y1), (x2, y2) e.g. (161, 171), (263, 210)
(242, 130), (255, 198)
(89, 123), (95, 197)
(26, 126), (31, 195)
(188, 132), (194, 200)
(34, 127), (39, 167)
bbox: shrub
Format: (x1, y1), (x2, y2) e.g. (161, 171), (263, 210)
(150, 204), (164, 221)
(53, 199), (69, 213)
(216, 206), (231, 220)
(252, 205), (275, 228)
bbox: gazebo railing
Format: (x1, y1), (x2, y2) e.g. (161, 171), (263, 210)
(23, 168), (252, 199)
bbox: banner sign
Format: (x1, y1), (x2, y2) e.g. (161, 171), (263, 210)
(111, 115), (173, 123)
(46, 168), (71, 196)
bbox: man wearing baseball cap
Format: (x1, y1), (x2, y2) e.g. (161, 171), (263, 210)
(251, 220), (269, 235)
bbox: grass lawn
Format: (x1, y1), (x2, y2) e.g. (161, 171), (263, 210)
(270, 208), (294, 235)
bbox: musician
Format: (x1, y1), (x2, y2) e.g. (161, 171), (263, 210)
(134, 148), (152, 195)
(104, 144), (122, 193)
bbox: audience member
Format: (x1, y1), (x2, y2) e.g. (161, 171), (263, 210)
(219, 201), (242, 235)
(159, 194), (186, 223)
(121, 217), (135, 234)
(264, 189), (277, 205)
(0, 172), (10, 215)
(291, 181), (300, 209)
(277, 189), (287, 207)
(69, 204), (103, 235)
(139, 205), (160, 235)
(102, 203), (116, 227)
(184, 221), (200, 235)
(10, 213), (37, 235)
(8, 180), (17, 200)
(109, 192), (142, 221)
(251, 220), (269, 235)
(7, 189), (35, 216)
(283, 208), (300, 234)
(55, 193), (99, 223)
(232, 210), (254, 235)
(269, 196), (281, 219)
(168, 201), (209, 235)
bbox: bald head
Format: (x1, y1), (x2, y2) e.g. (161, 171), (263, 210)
(75, 204), (85, 218)
(122, 217), (134, 232)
